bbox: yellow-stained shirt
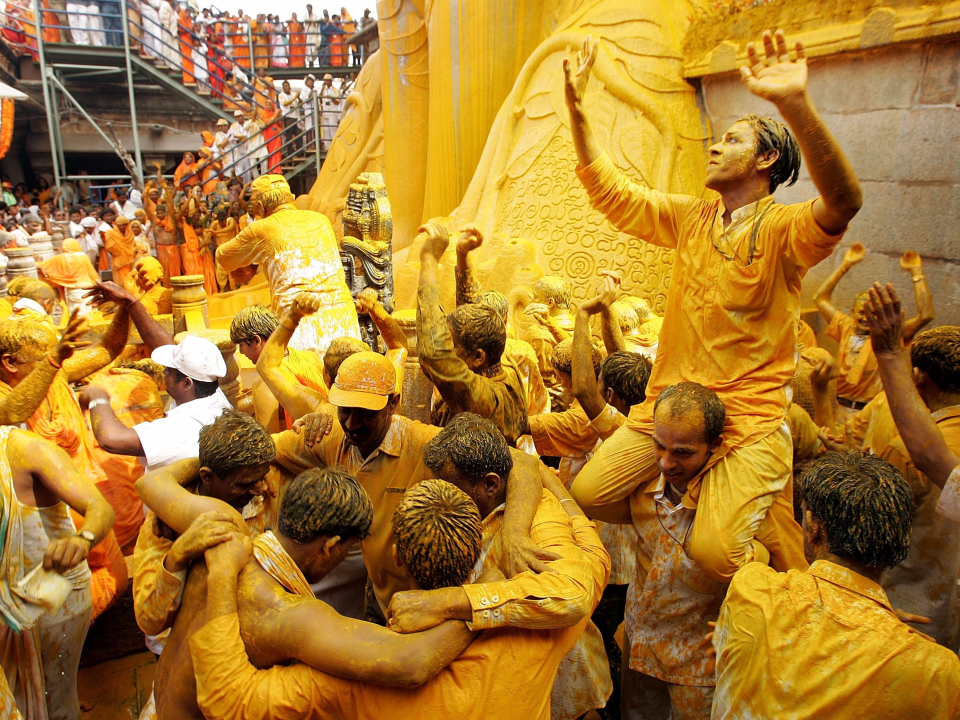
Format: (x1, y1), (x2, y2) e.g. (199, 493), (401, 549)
(627, 475), (726, 686)
(418, 283), (528, 445)
(847, 391), (898, 454)
(189, 506), (609, 720)
(786, 402), (822, 462)
(713, 561), (960, 719)
(529, 402), (636, 586)
(215, 204), (361, 354)
(272, 415), (441, 612)
(880, 405), (960, 649)
(827, 311), (883, 405)
(936, 465), (960, 524)
(505, 337), (550, 416)
(578, 153), (844, 448)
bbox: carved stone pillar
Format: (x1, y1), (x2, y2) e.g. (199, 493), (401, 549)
(170, 275), (209, 336)
(174, 328), (241, 407)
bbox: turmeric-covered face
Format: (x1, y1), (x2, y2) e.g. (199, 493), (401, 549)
(705, 121), (763, 193)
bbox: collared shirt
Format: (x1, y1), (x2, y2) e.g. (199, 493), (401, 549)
(529, 401), (637, 586)
(625, 475), (726, 686)
(713, 561), (960, 719)
(133, 388), (233, 472)
(828, 311), (883, 404)
(278, 90), (299, 118)
(577, 152), (844, 449)
(188, 501), (608, 720)
(881, 404), (960, 649)
(272, 415), (441, 612)
(418, 282), (528, 445)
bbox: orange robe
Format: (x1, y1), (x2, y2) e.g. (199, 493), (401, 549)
(198, 158), (220, 196)
(102, 228), (136, 287)
(37, 250), (100, 289)
(0, 373), (144, 550)
(178, 9), (195, 84)
(252, 21), (269, 69)
(180, 220), (217, 296)
(173, 160), (199, 191)
(288, 20), (305, 67)
(230, 18), (250, 70)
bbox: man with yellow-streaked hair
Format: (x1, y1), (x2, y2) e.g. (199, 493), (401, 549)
(215, 175), (361, 354)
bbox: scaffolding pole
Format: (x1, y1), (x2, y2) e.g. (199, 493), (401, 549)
(119, 0), (143, 185)
(32, 0), (62, 201)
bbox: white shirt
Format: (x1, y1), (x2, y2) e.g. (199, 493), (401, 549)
(278, 90), (299, 118)
(10, 228), (30, 247)
(69, 220), (84, 238)
(133, 388), (232, 472)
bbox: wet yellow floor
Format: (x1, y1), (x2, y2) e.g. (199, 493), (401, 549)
(79, 652), (155, 719)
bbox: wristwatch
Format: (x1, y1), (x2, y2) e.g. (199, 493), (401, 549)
(77, 530), (95, 545)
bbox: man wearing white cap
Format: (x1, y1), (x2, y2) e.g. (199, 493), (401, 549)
(78, 216), (102, 266)
(227, 110), (249, 181)
(83, 335), (233, 473)
(319, 73), (340, 149)
(213, 118), (230, 162)
(299, 74), (318, 146)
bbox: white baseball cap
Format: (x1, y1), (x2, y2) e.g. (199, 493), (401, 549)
(151, 335), (226, 382)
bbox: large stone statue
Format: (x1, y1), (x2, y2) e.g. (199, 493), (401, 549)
(216, 175), (362, 354)
(306, 0), (708, 315)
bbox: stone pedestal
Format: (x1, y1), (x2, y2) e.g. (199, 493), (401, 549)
(28, 232), (55, 264)
(170, 275), (209, 336)
(174, 328), (241, 406)
(393, 309), (433, 424)
(5, 247), (38, 279)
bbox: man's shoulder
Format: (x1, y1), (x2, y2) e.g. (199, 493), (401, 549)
(727, 561), (788, 603)
(390, 415), (442, 447)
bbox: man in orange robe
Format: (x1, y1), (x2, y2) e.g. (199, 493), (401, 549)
(288, 14), (306, 67)
(36, 239), (100, 318)
(178, 6), (195, 84)
(102, 215), (137, 287)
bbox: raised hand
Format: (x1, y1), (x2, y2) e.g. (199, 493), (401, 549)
(864, 282), (904, 356)
(354, 287), (379, 315)
(524, 302), (551, 325)
(51, 309), (91, 364)
(739, 29), (807, 104)
(808, 356), (836, 393)
(456, 224), (484, 256)
(563, 35), (599, 109)
(289, 292), (321, 318)
(579, 272), (620, 315)
(418, 221), (450, 264)
(843, 242), (867, 267)
(83, 280), (137, 309)
(899, 250), (923, 273)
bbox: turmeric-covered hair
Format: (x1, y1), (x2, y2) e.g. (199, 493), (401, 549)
(550, 338), (601, 378)
(799, 452), (914, 569)
(0, 319), (57, 358)
(448, 304), (506, 365)
(911, 326), (960, 394)
(534, 275), (572, 309)
(229, 304), (279, 345)
(737, 113), (801, 192)
(279, 467), (373, 543)
(323, 336), (371, 382)
(392, 479), (482, 591)
(478, 291), (508, 323)
(198, 409), (276, 481)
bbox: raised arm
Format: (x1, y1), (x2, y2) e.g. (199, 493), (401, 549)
(215, 221), (260, 272)
(416, 223), (526, 431)
(573, 280), (618, 421)
(898, 251), (935, 343)
(16, 429), (115, 573)
(63, 299), (130, 383)
(256, 294), (328, 421)
(136, 457), (247, 534)
(83, 280), (173, 352)
(454, 224), (484, 307)
(865, 282), (959, 488)
(0, 312), (89, 425)
(597, 274), (626, 355)
(563, 36), (603, 171)
(740, 30), (862, 234)
(814, 243), (865, 324)
(354, 288), (408, 354)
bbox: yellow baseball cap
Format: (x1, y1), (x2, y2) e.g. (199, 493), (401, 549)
(328, 351), (396, 411)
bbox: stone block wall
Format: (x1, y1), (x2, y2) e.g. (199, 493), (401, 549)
(699, 39), (960, 343)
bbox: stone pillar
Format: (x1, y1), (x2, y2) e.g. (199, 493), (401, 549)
(170, 275), (209, 336)
(393, 309), (433, 424)
(28, 232), (56, 264)
(174, 328), (241, 407)
(5, 247), (38, 279)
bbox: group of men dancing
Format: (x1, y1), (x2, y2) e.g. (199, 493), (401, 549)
(1, 27), (959, 720)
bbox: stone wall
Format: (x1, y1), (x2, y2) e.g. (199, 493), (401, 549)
(698, 38), (960, 345)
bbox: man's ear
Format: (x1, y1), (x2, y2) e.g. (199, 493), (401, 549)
(391, 542), (403, 570)
(709, 433), (725, 455)
(322, 535), (341, 558)
(198, 466), (216, 484)
(603, 386), (616, 404)
(755, 148), (780, 173)
(804, 509), (824, 545)
(482, 472), (502, 499)
(0, 354), (17, 375)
